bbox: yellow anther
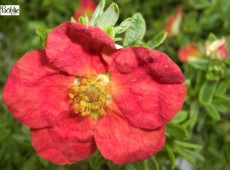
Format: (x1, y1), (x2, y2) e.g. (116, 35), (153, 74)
(69, 73), (112, 120)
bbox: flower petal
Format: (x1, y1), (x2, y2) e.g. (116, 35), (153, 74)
(95, 108), (165, 165)
(46, 22), (116, 76)
(2, 50), (74, 128)
(31, 114), (96, 165)
(110, 47), (186, 129)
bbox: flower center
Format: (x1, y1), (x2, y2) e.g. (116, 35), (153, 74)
(69, 73), (111, 120)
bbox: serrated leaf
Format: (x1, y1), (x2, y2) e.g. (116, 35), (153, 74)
(166, 123), (188, 139)
(174, 141), (202, 150)
(147, 31), (167, 49)
(171, 110), (188, 124)
(104, 26), (115, 39)
(124, 13), (146, 46)
(204, 104), (220, 121)
(97, 3), (119, 28)
(175, 146), (195, 164)
(188, 59), (209, 70)
(78, 15), (89, 25)
(114, 18), (132, 34)
(89, 0), (105, 26)
(36, 26), (51, 47)
(199, 80), (218, 105)
(165, 145), (176, 169)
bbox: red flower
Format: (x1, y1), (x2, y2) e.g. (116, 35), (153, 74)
(2, 22), (186, 165)
(178, 44), (202, 63)
(164, 6), (183, 37)
(74, 0), (97, 20)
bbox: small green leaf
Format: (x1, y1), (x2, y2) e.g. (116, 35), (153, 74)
(115, 37), (122, 42)
(166, 123), (188, 139)
(207, 33), (217, 42)
(171, 110), (188, 124)
(204, 104), (220, 121)
(199, 80), (218, 105)
(182, 114), (198, 128)
(215, 82), (229, 95)
(70, 16), (76, 22)
(78, 15), (89, 25)
(97, 3), (119, 28)
(114, 18), (132, 34)
(148, 157), (159, 170)
(104, 26), (115, 39)
(165, 145), (176, 169)
(147, 31), (167, 49)
(184, 149), (204, 162)
(126, 40), (147, 47)
(174, 146), (195, 164)
(188, 59), (209, 70)
(124, 13), (146, 46)
(225, 58), (230, 65)
(89, 0), (105, 26)
(36, 26), (51, 47)
(173, 141), (202, 150)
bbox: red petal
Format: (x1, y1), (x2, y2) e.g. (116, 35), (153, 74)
(31, 114), (96, 165)
(46, 22), (116, 76)
(2, 50), (74, 128)
(95, 108), (165, 165)
(110, 47), (186, 129)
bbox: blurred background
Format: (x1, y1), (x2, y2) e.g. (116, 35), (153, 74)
(0, 0), (230, 169)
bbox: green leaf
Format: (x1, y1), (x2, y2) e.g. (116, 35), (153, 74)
(182, 114), (198, 128)
(97, 3), (119, 28)
(165, 145), (176, 169)
(78, 15), (89, 25)
(207, 33), (217, 42)
(174, 146), (195, 164)
(22, 155), (37, 170)
(188, 59), (209, 70)
(147, 31), (167, 49)
(184, 149), (204, 162)
(124, 13), (146, 46)
(89, 0), (105, 26)
(225, 58), (230, 65)
(70, 16), (76, 22)
(199, 80), (218, 105)
(215, 82), (229, 95)
(173, 141), (202, 150)
(114, 18), (132, 34)
(166, 123), (188, 139)
(204, 104), (220, 121)
(171, 110), (188, 124)
(126, 40), (147, 47)
(104, 26), (115, 39)
(148, 157), (159, 170)
(36, 26), (51, 47)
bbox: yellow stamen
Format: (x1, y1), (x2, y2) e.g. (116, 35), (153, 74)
(69, 73), (111, 120)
